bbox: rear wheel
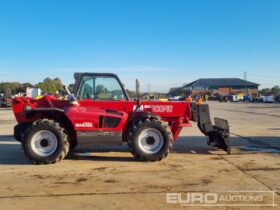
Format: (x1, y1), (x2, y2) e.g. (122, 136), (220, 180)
(23, 119), (69, 164)
(128, 118), (173, 161)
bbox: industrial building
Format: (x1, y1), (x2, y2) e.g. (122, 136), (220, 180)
(184, 78), (259, 96)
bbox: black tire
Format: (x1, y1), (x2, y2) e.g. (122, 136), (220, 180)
(23, 119), (70, 164)
(128, 118), (173, 161)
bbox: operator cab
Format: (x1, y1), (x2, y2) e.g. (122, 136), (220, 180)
(74, 73), (129, 101)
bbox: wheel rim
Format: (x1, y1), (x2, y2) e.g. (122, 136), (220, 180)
(138, 128), (164, 154)
(31, 130), (58, 157)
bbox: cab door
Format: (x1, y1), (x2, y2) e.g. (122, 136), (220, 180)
(75, 74), (134, 113)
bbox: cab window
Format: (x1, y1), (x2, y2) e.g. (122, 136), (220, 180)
(77, 76), (126, 100)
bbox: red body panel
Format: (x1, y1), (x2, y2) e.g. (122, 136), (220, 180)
(64, 106), (129, 131)
(12, 96), (193, 141)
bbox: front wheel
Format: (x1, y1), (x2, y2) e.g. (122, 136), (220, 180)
(128, 118), (173, 161)
(23, 119), (69, 164)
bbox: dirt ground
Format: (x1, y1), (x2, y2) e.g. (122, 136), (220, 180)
(0, 102), (279, 210)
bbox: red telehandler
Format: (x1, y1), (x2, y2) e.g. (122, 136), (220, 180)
(12, 73), (230, 164)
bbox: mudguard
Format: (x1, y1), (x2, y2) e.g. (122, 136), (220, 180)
(130, 112), (161, 126)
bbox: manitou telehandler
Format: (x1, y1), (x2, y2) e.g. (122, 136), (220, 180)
(12, 73), (230, 164)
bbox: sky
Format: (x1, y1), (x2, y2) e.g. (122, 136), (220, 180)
(0, 0), (280, 92)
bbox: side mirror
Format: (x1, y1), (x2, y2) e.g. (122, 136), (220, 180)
(68, 94), (79, 106)
(64, 84), (78, 102)
(67, 94), (76, 102)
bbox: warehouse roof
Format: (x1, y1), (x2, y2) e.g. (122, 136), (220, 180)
(184, 78), (259, 88)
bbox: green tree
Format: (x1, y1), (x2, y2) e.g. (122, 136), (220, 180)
(126, 89), (137, 98)
(43, 77), (52, 83)
(96, 84), (106, 95)
(271, 86), (280, 95)
(68, 84), (74, 93)
(260, 88), (271, 95)
(36, 77), (63, 94)
(168, 87), (185, 97)
(0, 82), (24, 95)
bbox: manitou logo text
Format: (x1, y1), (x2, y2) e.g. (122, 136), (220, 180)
(133, 105), (173, 113)
(75, 122), (93, 128)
